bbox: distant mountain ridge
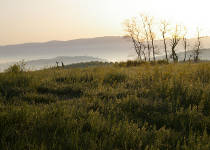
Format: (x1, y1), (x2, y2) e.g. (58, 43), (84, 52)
(0, 36), (134, 63)
(27, 56), (106, 69)
(1, 36), (210, 66)
(0, 56), (106, 71)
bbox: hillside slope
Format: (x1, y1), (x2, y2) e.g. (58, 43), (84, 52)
(0, 63), (210, 149)
(0, 36), (210, 65)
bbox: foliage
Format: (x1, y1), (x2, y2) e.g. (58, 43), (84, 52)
(5, 60), (26, 73)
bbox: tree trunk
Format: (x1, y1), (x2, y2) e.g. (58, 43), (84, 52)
(151, 39), (155, 61)
(163, 38), (168, 62)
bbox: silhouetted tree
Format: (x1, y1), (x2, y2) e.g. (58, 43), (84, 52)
(182, 26), (188, 62)
(124, 18), (145, 61)
(142, 44), (147, 61)
(193, 28), (201, 62)
(188, 54), (193, 62)
(61, 61), (65, 68)
(170, 25), (182, 62)
(56, 61), (59, 68)
(141, 14), (151, 61)
(147, 16), (156, 61)
(160, 20), (170, 62)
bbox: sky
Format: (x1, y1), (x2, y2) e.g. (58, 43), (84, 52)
(0, 0), (210, 45)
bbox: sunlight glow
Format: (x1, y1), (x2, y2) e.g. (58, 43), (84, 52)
(0, 0), (210, 45)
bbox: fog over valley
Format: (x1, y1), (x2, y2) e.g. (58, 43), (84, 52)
(1, 36), (210, 71)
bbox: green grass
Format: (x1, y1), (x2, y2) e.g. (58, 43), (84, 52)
(1, 62), (210, 149)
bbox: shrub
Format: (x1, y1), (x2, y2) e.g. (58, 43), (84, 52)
(5, 61), (26, 73)
(117, 60), (148, 67)
(156, 60), (169, 65)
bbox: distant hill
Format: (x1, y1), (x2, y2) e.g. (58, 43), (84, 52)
(0, 36), (210, 66)
(0, 36), (134, 63)
(177, 49), (210, 61)
(157, 48), (210, 61)
(0, 56), (106, 71)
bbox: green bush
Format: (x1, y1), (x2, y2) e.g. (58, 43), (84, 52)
(5, 61), (26, 73)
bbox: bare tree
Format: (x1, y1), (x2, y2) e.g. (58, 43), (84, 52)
(141, 14), (151, 61)
(141, 44), (147, 61)
(160, 20), (170, 62)
(193, 28), (201, 62)
(182, 26), (188, 62)
(61, 61), (65, 68)
(170, 24), (182, 62)
(56, 61), (59, 68)
(147, 16), (156, 61)
(188, 54), (193, 62)
(124, 18), (144, 61)
(124, 14), (159, 62)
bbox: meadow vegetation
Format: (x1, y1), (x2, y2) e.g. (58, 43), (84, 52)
(1, 61), (210, 149)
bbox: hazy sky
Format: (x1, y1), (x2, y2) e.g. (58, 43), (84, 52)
(0, 0), (210, 45)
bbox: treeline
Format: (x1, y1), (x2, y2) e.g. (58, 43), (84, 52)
(65, 61), (113, 68)
(124, 14), (202, 62)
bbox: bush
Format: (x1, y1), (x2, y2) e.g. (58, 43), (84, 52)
(156, 60), (169, 65)
(117, 60), (148, 67)
(5, 61), (26, 73)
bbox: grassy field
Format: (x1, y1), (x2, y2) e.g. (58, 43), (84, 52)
(0, 62), (210, 150)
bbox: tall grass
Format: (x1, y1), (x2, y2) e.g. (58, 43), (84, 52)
(0, 62), (210, 149)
